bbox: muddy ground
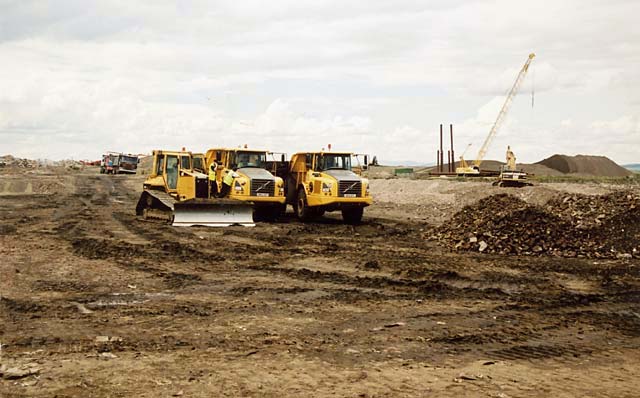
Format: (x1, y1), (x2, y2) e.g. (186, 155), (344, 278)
(1, 167), (639, 397)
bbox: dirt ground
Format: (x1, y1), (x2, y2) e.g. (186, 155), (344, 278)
(1, 167), (639, 397)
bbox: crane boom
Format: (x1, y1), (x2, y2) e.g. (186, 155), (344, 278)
(472, 53), (535, 169)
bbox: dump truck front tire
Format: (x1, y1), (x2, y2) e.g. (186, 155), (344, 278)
(295, 188), (313, 221)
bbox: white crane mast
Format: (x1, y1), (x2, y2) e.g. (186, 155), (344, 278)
(473, 53), (535, 168)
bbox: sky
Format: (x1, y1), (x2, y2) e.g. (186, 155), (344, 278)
(1, 0), (639, 164)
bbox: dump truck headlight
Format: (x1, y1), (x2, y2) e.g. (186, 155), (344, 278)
(322, 182), (332, 193)
(234, 180), (243, 192)
(279, 187), (284, 194)
(366, 184), (370, 195)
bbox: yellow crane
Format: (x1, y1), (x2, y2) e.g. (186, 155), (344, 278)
(457, 53), (535, 175)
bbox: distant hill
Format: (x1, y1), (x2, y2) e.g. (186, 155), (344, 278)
(537, 154), (632, 177)
(624, 163), (640, 172)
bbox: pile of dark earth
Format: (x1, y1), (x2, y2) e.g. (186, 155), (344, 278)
(436, 191), (639, 259)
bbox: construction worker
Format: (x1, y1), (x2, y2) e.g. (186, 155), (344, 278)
(208, 163), (217, 197)
(219, 169), (234, 198)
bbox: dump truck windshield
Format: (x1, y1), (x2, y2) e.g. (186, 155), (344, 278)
(192, 156), (204, 171)
(122, 155), (138, 164)
(234, 151), (266, 168)
(317, 154), (351, 171)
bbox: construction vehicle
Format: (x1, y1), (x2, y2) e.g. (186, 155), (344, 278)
(192, 153), (206, 173)
(457, 53), (535, 175)
(204, 148), (286, 221)
(100, 152), (139, 174)
(135, 149), (254, 227)
(493, 146), (532, 187)
(282, 151), (372, 224)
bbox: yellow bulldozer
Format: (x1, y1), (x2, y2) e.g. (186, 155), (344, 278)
(283, 151), (372, 224)
(135, 149), (254, 227)
(205, 148), (286, 221)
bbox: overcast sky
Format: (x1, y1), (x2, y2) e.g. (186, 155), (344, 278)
(1, 0), (639, 164)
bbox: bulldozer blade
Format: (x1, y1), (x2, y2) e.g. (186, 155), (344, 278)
(172, 201), (255, 227)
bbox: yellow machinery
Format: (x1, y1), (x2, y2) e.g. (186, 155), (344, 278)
(494, 146), (532, 187)
(285, 151), (372, 223)
(192, 153), (206, 173)
(205, 148), (286, 221)
(135, 150), (254, 227)
(457, 53), (536, 175)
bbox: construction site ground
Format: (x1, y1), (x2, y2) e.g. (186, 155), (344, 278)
(1, 167), (639, 397)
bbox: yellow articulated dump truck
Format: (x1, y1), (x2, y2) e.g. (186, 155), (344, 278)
(285, 151), (372, 224)
(135, 149), (254, 227)
(205, 148), (286, 221)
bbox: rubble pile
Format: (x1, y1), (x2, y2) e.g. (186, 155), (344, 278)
(0, 155), (39, 168)
(0, 155), (83, 169)
(437, 192), (640, 258)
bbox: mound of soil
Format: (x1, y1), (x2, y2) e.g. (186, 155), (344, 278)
(537, 154), (632, 177)
(437, 191), (640, 258)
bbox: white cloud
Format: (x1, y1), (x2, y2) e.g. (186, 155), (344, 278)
(1, 0), (639, 164)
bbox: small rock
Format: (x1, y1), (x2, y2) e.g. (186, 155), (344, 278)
(469, 236), (478, 243)
(478, 241), (488, 252)
(71, 301), (93, 314)
(384, 322), (406, 328)
(99, 352), (118, 359)
(1, 365), (40, 380)
(95, 336), (122, 343)
(363, 260), (380, 270)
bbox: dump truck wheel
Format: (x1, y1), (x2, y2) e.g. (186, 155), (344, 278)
(295, 188), (313, 221)
(342, 207), (363, 224)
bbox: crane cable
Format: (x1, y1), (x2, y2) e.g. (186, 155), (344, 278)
(531, 66), (535, 108)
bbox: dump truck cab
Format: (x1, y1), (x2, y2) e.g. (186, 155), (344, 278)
(192, 153), (206, 173)
(136, 149), (254, 227)
(286, 151), (372, 223)
(205, 148), (286, 220)
(118, 154), (139, 174)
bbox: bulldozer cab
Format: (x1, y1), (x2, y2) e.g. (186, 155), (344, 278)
(150, 150), (196, 193)
(138, 149), (255, 227)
